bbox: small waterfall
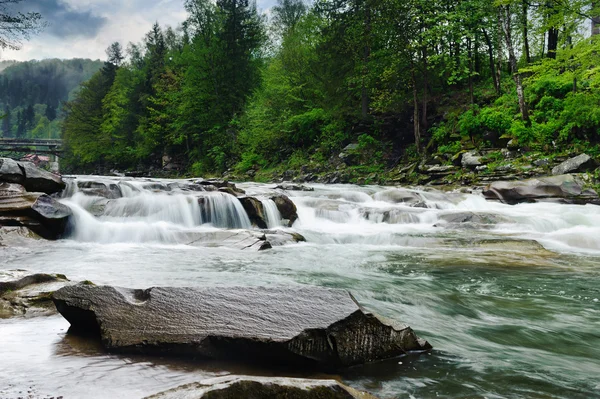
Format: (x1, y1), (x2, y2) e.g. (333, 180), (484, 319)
(199, 192), (251, 229)
(262, 199), (283, 228)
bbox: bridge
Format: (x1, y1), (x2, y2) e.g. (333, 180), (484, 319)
(0, 138), (63, 155)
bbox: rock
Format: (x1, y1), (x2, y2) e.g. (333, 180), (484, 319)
(53, 284), (431, 369)
(436, 211), (509, 228)
(184, 230), (272, 251)
(475, 165), (488, 173)
(533, 158), (550, 167)
(17, 161), (66, 195)
(145, 376), (379, 399)
(238, 197), (268, 229)
(0, 271), (72, 318)
(264, 230), (306, 246)
(271, 195), (298, 227)
(461, 151), (482, 169)
(451, 151), (466, 167)
(373, 188), (423, 205)
(0, 157), (25, 184)
(276, 183), (314, 192)
(0, 183), (72, 239)
(483, 174), (599, 205)
(1, 158), (65, 195)
(218, 186), (241, 197)
(197, 179), (246, 195)
(77, 181), (123, 199)
(552, 154), (598, 175)
(506, 139), (519, 150)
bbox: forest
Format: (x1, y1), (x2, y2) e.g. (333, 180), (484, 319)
(0, 58), (104, 140)
(61, 0), (600, 179)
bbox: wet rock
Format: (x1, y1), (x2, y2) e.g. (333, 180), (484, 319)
(373, 188), (423, 205)
(436, 211), (509, 228)
(145, 376), (379, 399)
(461, 151), (482, 169)
(271, 195), (298, 226)
(552, 154), (598, 175)
(0, 183), (72, 239)
(264, 230), (306, 246)
(276, 183), (314, 192)
(0, 271), (71, 318)
(53, 284), (431, 369)
(184, 230), (272, 251)
(238, 197), (268, 229)
(197, 179), (246, 195)
(483, 174), (599, 205)
(77, 181), (123, 199)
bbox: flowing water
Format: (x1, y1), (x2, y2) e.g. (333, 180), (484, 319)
(1, 177), (599, 398)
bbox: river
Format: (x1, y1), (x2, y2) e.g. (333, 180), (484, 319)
(1, 177), (599, 398)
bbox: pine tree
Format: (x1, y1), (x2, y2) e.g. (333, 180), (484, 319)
(1, 106), (11, 138)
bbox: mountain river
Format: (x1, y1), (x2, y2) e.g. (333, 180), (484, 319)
(1, 177), (599, 398)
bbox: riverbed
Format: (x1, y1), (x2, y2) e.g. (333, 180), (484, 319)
(1, 179), (599, 398)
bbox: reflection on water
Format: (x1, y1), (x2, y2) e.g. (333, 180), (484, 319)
(1, 180), (599, 398)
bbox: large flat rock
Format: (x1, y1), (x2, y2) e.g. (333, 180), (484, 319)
(0, 158), (65, 195)
(146, 376), (378, 399)
(53, 285), (431, 369)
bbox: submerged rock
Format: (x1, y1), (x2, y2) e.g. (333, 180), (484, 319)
(146, 376), (378, 399)
(483, 174), (599, 205)
(0, 183), (72, 239)
(276, 183), (314, 192)
(0, 271), (71, 318)
(185, 230), (273, 251)
(552, 154), (597, 175)
(53, 285), (431, 369)
(271, 194), (298, 226)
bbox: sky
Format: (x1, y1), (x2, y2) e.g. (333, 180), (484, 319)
(0, 0), (276, 61)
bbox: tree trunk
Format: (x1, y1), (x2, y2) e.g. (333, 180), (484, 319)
(593, 2), (600, 35)
(501, 5), (529, 124)
(522, 0), (531, 63)
(421, 47), (428, 133)
(496, 8), (504, 94)
(547, 27), (558, 59)
(468, 37), (474, 105)
(482, 28), (499, 93)
(361, 0), (371, 120)
(411, 67), (421, 154)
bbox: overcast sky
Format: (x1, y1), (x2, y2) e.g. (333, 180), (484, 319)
(1, 0), (276, 61)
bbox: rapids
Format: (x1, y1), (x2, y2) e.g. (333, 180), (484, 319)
(1, 177), (599, 398)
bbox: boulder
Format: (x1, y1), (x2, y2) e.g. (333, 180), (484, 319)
(145, 376), (378, 399)
(483, 174), (599, 205)
(0, 157), (25, 184)
(0, 271), (72, 318)
(0, 183), (72, 239)
(18, 161), (66, 195)
(238, 197), (268, 229)
(461, 151), (482, 169)
(276, 183), (314, 192)
(552, 154), (598, 175)
(53, 285), (431, 369)
(271, 195), (298, 227)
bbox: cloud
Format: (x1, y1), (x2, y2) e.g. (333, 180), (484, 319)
(0, 0), (278, 61)
(13, 0), (108, 39)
